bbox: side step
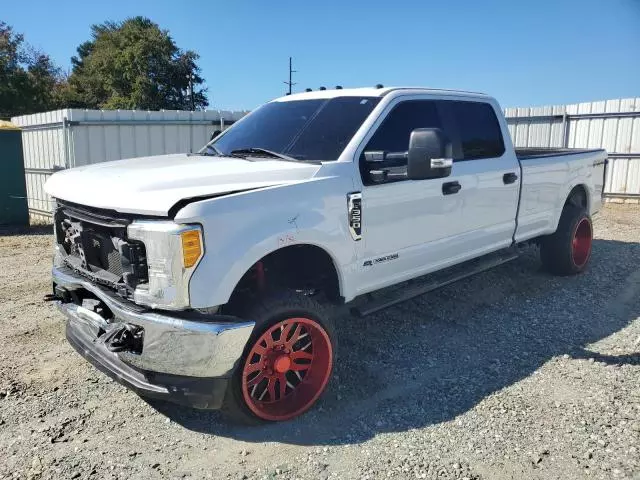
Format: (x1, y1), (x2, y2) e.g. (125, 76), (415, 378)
(351, 248), (520, 317)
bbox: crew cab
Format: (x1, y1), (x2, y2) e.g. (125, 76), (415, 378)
(45, 86), (607, 423)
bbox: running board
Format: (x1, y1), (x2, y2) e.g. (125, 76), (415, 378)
(351, 249), (520, 317)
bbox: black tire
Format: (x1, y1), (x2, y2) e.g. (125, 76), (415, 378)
(540, 205), (593, 275)
(222, 289), (336, 424)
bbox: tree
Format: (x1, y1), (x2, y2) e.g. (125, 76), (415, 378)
(64, 17), (208, 110)
(0, 22), (63, 118)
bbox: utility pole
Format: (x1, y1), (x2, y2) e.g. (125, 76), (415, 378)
(187, 73), (195, 111)
(283, 57), (297, 95)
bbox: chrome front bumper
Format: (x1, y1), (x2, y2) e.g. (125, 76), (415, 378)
(52, 266), (255, 379)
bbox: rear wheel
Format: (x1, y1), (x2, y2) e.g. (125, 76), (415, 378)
(222, 289), (335, 423)
(540, 205), (593, 275)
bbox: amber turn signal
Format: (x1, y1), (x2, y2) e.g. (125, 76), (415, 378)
(181, 229), (202, 268)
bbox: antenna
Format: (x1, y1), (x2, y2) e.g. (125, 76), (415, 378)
(283, 57), (297, 95)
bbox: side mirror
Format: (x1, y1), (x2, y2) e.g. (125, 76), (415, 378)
(407, 128), (453, 180)
(210, 129), (221, 141)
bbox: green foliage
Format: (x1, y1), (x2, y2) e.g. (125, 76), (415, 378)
(0, 21), (63, 118)
(65, 17), (208, 110)
(0, 17), (208, 117)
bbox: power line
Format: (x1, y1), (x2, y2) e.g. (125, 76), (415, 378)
(283, 57), (297, 95)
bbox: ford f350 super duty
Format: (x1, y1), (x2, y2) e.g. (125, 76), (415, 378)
(45, 86), (607, 423)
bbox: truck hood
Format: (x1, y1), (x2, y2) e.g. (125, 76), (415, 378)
(45, 153), (322, 216)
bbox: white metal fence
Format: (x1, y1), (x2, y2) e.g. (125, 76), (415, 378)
(11, 108), (248, 221)
(505, 97), (640, 203)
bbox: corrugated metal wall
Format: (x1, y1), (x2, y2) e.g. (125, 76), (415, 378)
(12, 110), (67, 220)
(11, 109), (248, 221)
(505, 97), (640, 202)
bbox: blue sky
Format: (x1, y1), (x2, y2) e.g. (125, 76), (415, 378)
(3, 0), (639, 110)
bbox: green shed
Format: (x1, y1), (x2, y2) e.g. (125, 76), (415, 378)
(0, 121), (29, 225)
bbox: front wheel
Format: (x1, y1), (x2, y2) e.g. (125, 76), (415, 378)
(540, 205), (593, 275)
(222, 290), (336, 423)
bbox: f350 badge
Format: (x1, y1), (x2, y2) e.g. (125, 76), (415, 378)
(347, 192), (362, 241)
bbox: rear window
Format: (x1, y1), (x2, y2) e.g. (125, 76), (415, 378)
(446, 101), (505, 160)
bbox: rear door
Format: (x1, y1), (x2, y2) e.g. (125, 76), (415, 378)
(437, 100), (521, 257)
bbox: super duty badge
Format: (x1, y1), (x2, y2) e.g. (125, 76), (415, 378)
(347, 192), (362, 241)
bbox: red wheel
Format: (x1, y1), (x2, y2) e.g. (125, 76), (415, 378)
(241, 317), (333, 421)
(541, 205), (593, 275)
(571, 217), (592, 268)
(222, 289), (336, 423)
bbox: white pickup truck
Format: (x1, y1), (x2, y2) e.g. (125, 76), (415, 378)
(46, 86), (607, 423)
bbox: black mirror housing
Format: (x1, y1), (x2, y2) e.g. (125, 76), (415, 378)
(407, 128), (453, 180)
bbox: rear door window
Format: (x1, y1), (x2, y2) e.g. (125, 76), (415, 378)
(443, 101), (505, 160)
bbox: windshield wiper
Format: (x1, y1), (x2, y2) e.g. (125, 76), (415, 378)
(230, 148), (309, 163)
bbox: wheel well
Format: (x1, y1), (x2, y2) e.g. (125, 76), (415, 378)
(565, 184), (589, 211)
(229, 245), (341, 304)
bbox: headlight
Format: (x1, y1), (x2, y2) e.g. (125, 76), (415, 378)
(127, 221), (204, 310)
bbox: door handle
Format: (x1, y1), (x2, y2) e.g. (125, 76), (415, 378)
(503, 172), (518, 184)
(442, 181), (461, 195)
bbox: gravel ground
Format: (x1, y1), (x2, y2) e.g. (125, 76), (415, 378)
(1, 204), (639, 480)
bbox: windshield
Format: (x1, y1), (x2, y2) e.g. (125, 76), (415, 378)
(201, 96), (380, 161)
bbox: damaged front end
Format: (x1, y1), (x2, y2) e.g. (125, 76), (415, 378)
(49, 199), (256, 408)
(53, 200), (203, 311)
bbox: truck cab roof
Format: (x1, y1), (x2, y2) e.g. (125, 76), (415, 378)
(274, 86), (491, 102)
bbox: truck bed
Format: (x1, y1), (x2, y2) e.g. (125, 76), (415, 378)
(516, 147), (605, 161)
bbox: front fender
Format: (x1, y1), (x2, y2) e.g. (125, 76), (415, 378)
(175, 177), (355, 308)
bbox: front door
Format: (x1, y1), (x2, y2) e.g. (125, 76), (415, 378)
(354, 98), (466, 295)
